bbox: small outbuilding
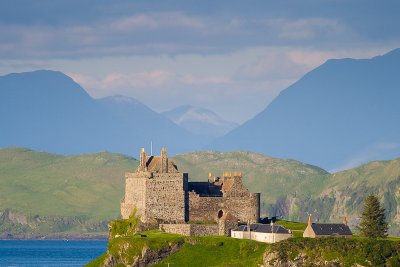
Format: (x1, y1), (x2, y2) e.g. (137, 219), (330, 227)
(231, 223), (292, 243)
(303, 216), (352, 238)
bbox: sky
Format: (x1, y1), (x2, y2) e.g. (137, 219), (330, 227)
(0, 0), (399, 123)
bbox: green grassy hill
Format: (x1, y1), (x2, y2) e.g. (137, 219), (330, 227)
(0, 147), (138, 238)
(1, 147), (400, 237)
(308, 158), (400, 228)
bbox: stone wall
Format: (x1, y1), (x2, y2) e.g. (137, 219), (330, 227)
(191, 224), (219, 236)
(222, 193), (260, 223)
(218, 219), (238, 236)
(121, 171), (188, 223)
(121, 174), (147, 219)
(189, 191), (260, 224)
(159, 224), (191, 236)
(159, 224), (219, 236)
(188, 192), (222, 222)
(145, 173), (188, 223)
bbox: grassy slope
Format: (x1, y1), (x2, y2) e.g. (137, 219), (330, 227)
(0, 147), (138, 219)
(155, 236), (267, 267)
(315, 158), (400, 225)
(328, 158), (400, 188)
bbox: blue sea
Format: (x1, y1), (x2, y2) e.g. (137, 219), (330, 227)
(0, 240), (107, 267)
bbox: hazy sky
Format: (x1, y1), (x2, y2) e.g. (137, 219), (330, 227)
(1, 0), (399, 123)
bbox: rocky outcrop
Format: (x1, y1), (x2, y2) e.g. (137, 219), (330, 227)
(103, 242), (183, 267)
(263, 251), (342, 267)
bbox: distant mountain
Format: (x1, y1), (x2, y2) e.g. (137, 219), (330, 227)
(212, 49), (400, 170)
(162, 105), (238, 138)
(0, 70), (203, 156)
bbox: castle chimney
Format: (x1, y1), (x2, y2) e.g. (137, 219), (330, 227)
(161, 147), (168, 173)
(308, 215), (312, 226)
(344, 216), (348, 226)
(140, 148), (147, 171)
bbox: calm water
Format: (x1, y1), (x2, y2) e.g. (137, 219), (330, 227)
(0, 240), (107, 267)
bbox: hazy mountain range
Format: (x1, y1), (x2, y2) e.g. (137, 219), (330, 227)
(0, 49), (399, 169)
(0, 70), (203, 156)
(212, 48), (400, 170)
(162, 105), (238, 138)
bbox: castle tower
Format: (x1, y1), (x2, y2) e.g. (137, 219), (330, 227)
(121, 148), (188, 223)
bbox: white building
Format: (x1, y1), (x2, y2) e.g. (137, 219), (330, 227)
(231, 223), (292, 243)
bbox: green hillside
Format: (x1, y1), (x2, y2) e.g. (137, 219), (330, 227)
(307, 158), (400, 227)
(0, 147), (138, 238)
(1, 147), (400, 237)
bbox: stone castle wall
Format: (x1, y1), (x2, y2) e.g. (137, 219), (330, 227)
(188, 193), (222, 222)
(189, 191), (260, 224)
(121, 174), (147, 219)
(144, 173), (188, 223)
(159, 223), (219, 236)
(159, 224), (191, 236)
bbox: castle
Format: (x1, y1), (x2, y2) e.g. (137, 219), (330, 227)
(121, 148), (260, 235)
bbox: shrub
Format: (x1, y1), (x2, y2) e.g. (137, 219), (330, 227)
(109, 208), (140, 238)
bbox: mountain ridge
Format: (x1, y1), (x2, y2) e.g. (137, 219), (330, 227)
(162, 105), (238, 138)
(0, 70), (204, 156)
(212, 48), (400, 170)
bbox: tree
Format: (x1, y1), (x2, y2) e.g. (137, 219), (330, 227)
(358, 195), (388, 238)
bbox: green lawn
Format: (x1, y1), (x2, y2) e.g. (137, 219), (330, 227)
(155, 235), (268, 267)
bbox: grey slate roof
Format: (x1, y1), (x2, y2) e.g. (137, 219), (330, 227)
(232, 223), (291, 234)
(311, 223), (352, 236)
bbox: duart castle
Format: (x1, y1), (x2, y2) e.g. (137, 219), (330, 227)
(121, 148), (260, 236)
